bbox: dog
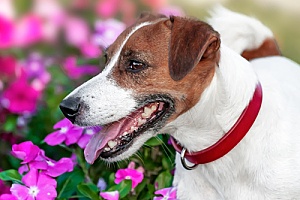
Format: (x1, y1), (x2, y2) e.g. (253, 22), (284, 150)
(59, 7), (300, 199)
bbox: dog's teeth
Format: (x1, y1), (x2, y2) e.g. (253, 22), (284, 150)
(138, 118), (147, 126)
(122, 131), (129, 136)
(104, 147), (111, 152)
(130, 126), (138, 132)
(151, 104), (157, 111)
(142, 107), (152, 118)
(108, 140), (117, 149)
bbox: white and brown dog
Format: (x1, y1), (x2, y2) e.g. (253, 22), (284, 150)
(59, 7), (300, 199)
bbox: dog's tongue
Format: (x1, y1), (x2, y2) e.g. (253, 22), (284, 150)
(84, 121), (123, 164)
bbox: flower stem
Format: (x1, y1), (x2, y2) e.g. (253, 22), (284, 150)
(75, 146), (92, 183)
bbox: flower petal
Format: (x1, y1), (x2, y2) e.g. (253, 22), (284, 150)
(65, 127), (83, 145)
(0, 194), (18, 200)
(45, 157), (74, 177)
(53, 118), (72, 129)
(11, 141), (40, 163)
(100, 191), (119, 200)
(44, 130), (66, 146)
(22, 168), (38, 186)
(10, 184), (29, 200)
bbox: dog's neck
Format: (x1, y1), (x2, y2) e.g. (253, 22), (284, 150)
(165, 45), (259, 153)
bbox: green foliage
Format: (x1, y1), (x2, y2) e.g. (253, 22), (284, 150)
(0, 169), (22, 184)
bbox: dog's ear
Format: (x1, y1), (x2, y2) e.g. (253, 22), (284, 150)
(169, 16), (220, 81)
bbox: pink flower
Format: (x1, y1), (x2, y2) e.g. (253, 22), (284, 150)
(63, 56), (100, 79)
(92, 19), (125, 48)
(11, 141), (40, 164)
(44, 118), (84, 146)
(14, 14), (43, 47)
(29, 150), (74, 177)
(154, 187), (177, 200)
(0, 15), (14, 49)
(100, 191), (119, 200)
(114, 162), (144, 189)
(96, 0), (119, 18)
(80, 42), (102, 58)
(0, 55), (17, 78)
(11, 168), (57, 200)
(64, 16), (90, 47)
(1, 75), (41, 114)
(0, 194), (17, 200)
(78, 126), (102, 149)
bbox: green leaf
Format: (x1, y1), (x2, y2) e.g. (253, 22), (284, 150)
(108, 180), (132, 198)
(135, 179), (146, 195)
(3, 115), (18, 132)
(57, 168), (85, 199)
(154, 170), (173, 190)
(0, 169), (22, 184)
(77, 183), (100, 200)
(145, 137), (163, 147)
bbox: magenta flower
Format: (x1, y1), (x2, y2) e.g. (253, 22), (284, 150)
(45, 118), (84, 146)
(14, 14), (43, 47)
(0, 15), (14, 49)
(100, 191), (119, 200)
(154, 187), (177, 200)
(64, 16), (89, 47)
(0, 194), (17, 200)
(0, 55), (17, 78)
(80, 42), (102, 58)
(10, 168), (57, 200)
(63, 56), (99, 79)
(115, 162), (144, 189)
(78, 126), (102, 149)
(96, 0), (119, 18)
(11, 141), (40, 164)
(92, 19), (125, 48)
(29, 150), (74, 177)
(1, 74), (41, 114)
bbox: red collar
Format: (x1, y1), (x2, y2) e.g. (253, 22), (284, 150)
(170, 83), (263, 167)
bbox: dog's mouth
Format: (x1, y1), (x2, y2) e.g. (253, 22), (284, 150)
(84, 98), (172, 164)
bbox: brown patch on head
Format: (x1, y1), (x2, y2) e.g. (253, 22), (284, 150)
(241, 38), (281, 61)
(109, 16), (220, 123)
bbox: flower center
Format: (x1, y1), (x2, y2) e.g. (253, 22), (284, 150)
(85, 129), (94, 135)
(60, 127), (68, 133)
(46, 160), (55, 167)
(28, 186), (40, 197)
(125, 175), (131, 180)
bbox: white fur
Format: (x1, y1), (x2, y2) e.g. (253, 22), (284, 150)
(64, 21), (155, 126)
(169, 45), (300, 199)
(65, 21), (165, 161)
(207, 5), (273, 54)
(65, 8), (300, 199)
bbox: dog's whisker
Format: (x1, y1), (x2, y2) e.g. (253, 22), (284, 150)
(155, 135), (175, 167)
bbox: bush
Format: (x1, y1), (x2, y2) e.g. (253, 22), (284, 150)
(0, 1), (181, 199)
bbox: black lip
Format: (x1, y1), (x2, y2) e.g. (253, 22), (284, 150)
(99, 94), (175, 159)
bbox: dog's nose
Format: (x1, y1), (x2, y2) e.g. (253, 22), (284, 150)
(59, 98), (81, 123)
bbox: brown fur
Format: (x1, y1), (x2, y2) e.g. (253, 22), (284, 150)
(241, 38), (281, 61)
(109, 16), (220, 122)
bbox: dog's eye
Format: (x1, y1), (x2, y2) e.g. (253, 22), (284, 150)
(126, 60), (146, 73)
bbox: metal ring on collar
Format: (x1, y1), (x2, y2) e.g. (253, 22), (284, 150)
(180, 148), (198, 170)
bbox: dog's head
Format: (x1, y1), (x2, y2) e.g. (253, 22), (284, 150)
(60, 13), (220, 163)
